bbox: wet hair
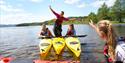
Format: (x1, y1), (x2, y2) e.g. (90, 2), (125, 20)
(98, 20), (117, 60)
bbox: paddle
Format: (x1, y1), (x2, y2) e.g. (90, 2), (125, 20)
(38, 35), (87, 39)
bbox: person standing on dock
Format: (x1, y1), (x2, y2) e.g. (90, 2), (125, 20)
(49, 6), (75, 37)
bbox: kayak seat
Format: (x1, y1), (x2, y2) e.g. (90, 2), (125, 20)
(41, 49), (45, 52)
(77, 47), (80, 51)
(40, 43), (50, 46)
(56, 42), (63, 44)
(70, 42), (78, 44)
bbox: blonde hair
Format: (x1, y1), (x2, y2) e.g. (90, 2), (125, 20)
(41, 24), (46, 31)
(98, 20), (117, 60)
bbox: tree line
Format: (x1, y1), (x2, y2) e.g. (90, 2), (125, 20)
(83, 0), (125, 23)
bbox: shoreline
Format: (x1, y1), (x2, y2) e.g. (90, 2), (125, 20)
(0, 23), (125, 28)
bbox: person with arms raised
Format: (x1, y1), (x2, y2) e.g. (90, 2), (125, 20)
(49, 6), (75, 37)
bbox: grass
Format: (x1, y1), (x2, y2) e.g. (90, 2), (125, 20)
(111, 21), (125, 24)
(47, 20), (88, 25)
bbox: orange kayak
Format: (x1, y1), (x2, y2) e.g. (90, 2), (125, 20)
(33, 60), (80, 63)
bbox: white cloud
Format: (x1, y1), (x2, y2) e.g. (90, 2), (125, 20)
(77, 3), (86, 8)
(91, 0), (116, 8)
(64, 0), (80, 4)
(0, 4), (24, 12)
(105, 0), (116, 7)
(64, 0), (87, 8)
(0, 0), (24, 13)
(0, 13), (43, 24)
(0, 0), (5, 4)
(91, 0), (105, 7)
(30, 0), (43, 3)
(0, 0), (44, 24)
(50, 0), (55, 3)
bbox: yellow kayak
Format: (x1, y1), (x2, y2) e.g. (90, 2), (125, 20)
(65, 37), (81, 57)
(39, 39), (52, 58)
(52, 38), (65, 55)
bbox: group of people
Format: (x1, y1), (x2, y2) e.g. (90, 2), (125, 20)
(39, 6), (76, 37)
(39, 6), (125, 63)
(39, 24), (76, 37)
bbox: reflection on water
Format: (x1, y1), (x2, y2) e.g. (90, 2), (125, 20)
(0, 24), (125, 63)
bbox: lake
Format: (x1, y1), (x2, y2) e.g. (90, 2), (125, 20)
(0, 24), (125, 63)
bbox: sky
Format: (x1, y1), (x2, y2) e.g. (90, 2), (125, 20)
(0, 0), (116, 24)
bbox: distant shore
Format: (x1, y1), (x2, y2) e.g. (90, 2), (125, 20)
(15, 20), (125, 26)
(0, 20), (125, 27)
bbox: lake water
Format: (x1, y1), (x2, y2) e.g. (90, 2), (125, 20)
(0, 24), (125, 63)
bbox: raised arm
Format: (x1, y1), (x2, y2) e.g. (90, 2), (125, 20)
(63, 18), (76, 21)
(63, 17), (69, 21)
(49, 6), (60, 17)
(89, 20), (102, 37)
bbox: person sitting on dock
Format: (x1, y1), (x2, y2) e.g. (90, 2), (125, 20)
(39, 24), (53, 37)
(66, 24), (76, 36)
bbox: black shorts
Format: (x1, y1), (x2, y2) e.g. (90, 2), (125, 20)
(53, 23), (62, 37)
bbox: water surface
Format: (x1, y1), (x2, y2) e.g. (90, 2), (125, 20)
(0, 24), (125, 63)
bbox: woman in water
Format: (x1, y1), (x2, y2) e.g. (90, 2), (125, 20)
(89, 20), (117, 63)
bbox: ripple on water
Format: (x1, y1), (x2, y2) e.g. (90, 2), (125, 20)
(0, 42), (105, 62)
(2, 25), (124, 62)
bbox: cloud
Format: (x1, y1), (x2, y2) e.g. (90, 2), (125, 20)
(0, 0), (24, 13)
(0, 5), (24, 12)
(0, 0), (5, 4)
(64, 0), (116, 8)
(77, 3), (86, 8)
(91, 0), (116, 8)
(64, 0), (80, 4)
(64, 0), (87, 8)
(105, 0), (116, 7)
(30, 0), (43, 3)
(0, 13), (43, 24)
(0, 0), (43, 24)
(50, 0), (55, 3)
(91, 1), (105, 7)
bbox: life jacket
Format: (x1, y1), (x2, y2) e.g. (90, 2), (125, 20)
(117, 37), (125, 42)
(40, 30), (48, 36)
(103, 37), (125, 63)
(115, 37), (125, 62)
(67, 30), (76, 36)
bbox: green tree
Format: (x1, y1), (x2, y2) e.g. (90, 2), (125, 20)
(111, 0), (125, 22)
(108, 10), (115, 21)
(82, 16), (89, 23)
(88, 12), (98, 23)
(97, 3), (110, 20)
